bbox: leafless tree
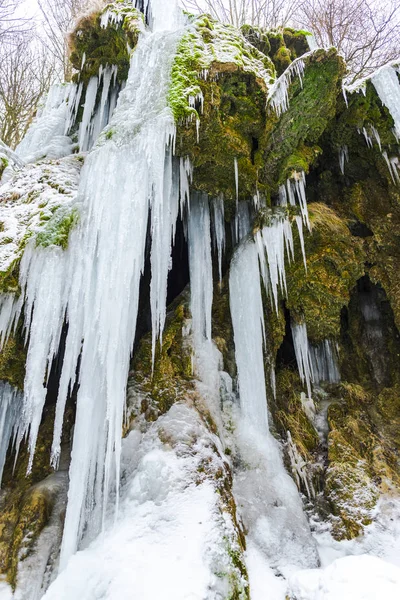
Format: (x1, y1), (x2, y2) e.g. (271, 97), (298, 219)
(0, 35), (55, 148)
(0, 0), (29, 40)
(293, 0), (400, 80)
(182, 0), (301, 28)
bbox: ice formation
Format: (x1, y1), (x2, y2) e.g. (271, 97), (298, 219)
(1, 3), (400, 598)
(229, 240), (268, 432)
(291, 321), (314, 398)
(339, 145), (349, 174)
(309, 340), (340, 385)
(0, 0), (186, 569)
(16, 85), (77, 163)
(229, 241), (319, 573)
(211, 196), (225, 282)
(372, 65), (400, 138)
(268, 54), (308, 117)
(232, 200), (251, 246)
(0, 382), (22, 485)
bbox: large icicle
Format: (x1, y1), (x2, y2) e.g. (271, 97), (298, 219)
(78, 76), (99, 152)
(211, 196), (225, 283)
(309, 339), (340, 385)
(255, 218), (294, 313)
(291, 321), (314, 398)
(150, 147), (181, 364)
(372, 65), (400, 138)
(0, 382), (23, 485)
(229, 240), (319, 571)
(230, 240), (268, 432)
(188, 193), (213, 345)
(187, 192), (223, 430)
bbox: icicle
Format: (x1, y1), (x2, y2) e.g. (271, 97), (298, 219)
(16, 84), (75, 162)
(362, 127), (373, 148)
(232, 201), (251, 246)
(150, 144), (180, 365)
(98, 66), (113, 128)
(256, 218), (293, 313)
(211, 196), (225, 283)
(234, 158), (239, 205)
(229, 240), (268, 432)
(306, 34), (318, 51)
(342, 85), (348, 108)
(287, 431), (315, 499)
(286, 172), (310, 230)
(65, 82), (83, 135)
(188, 193), (213, 344)
(371, 125), (382, 150)
(78, 76), (99, 152)
(179, 156), (192, 215)
(0, 382), (23, 486)
(309, 340), (340, 385)
(382, 151), (400, 185)
(295, 215), (307, 271)
(268, 55), (307, 117)
(372, 66), (400, 138)
(294, 172), (310, 230)
(339, 145), (349, 174)
(291, 321), (313, 398)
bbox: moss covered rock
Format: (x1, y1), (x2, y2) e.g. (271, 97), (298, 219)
(286, 202), (365, 342)
(263, 49), (346, 193)
(324, 383), (400, 539)
(68, 1), (143, 84)
(0, 325), (26, 390)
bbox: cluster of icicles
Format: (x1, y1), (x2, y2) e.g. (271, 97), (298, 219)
(340, 63), (400, 183)
(0, 0), (344, 574)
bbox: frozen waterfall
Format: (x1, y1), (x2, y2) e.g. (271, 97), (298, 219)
(0, 0), (187, 570)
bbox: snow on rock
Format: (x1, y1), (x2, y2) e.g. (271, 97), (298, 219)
(288, 554), (400, 600)
(0, 156), (82, 276)
(41, 403), (248, 600)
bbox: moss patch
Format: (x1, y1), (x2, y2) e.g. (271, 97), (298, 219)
(68, 2), (143, 85)
(286, 202), (365, 342)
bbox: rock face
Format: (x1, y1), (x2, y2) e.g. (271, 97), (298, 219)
(0, 1), (399, 595)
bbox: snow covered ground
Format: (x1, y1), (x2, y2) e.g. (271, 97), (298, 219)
(247, 495), (400, 600)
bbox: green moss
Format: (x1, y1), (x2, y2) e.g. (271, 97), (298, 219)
(323, 382), (400, 539)
(69, 2), (143, 85)
(0, 403), (71, 587)
(0, 256), (21, 294)
(169, 15), (274, 123)
(240, 24), (271, 56)
(0, 324), (26, 390)
(263, 49), (346, 192)
(274, 369), (319, 457)
(0, 157), (9, 179)
(273, 45), (292, 76)
(35, 207), (79, 250)
(285, 203), (365, 342)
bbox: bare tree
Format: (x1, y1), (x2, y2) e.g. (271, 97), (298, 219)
(0, 35), (55, 148)
(293, 0), (400, 80)
(0, 0), (29, 40)
(182, 0), (301, 28)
